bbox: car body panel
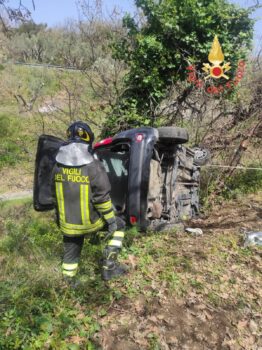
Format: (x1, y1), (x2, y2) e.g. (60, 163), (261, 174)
(95, 127), (158, 229)
(34, 127), (200, 231)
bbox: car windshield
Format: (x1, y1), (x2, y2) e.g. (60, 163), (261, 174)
(95, 143), (130, 212)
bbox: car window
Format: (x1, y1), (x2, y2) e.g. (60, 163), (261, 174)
(95, 143), (130, 212)
(98, 144), (129, 177)
(110, 158), (128, 176)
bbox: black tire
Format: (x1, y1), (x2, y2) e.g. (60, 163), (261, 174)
(158, 127), (189, 144)
(192, 147), (211, 165)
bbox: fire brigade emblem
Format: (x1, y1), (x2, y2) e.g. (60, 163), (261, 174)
(202, 35), (231, 79)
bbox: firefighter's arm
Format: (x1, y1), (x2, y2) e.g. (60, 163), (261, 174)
(89, 160), (117, 233)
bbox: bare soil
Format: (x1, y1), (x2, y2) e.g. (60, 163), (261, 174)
(95, 193), (262, 350)
(0, 164), (33, 194)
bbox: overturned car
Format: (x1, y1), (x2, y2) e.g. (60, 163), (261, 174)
(34, 126), (203, 231)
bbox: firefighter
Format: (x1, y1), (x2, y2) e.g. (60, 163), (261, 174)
(52, 121), (128, 282)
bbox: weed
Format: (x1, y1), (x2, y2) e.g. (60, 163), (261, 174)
(207, 292), (221, 306)
(199, 164), (262, 207)
(173, 256), (192, 271)
(0, 114), (26, 168)
(190, 278), (204, 290)
(148, 332), (161, 350)
(159, 268), (180, 290)
(1, 195), (261, 348)
(123, 225), (139, 247)
(0, 201), (107, 349)
(223, 164), (262, 199)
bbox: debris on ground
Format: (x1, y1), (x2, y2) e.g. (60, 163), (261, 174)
(244, 231), (262, 247)
(95, 193), (262, 350)
(185, 227), (203, 236)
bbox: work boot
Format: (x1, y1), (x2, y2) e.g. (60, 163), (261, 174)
(63, 276), (81, 289)
(102, 246), (128, 281)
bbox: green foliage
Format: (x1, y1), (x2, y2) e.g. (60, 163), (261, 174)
(0, 201), (179, 349)
(0, 62), (109, 173)
(7, 19), (115, 71)
(199, 163), (262, 205)
(0, 195), (261, 348)
(15, 21), (47, 37)
(222, 164), (262, 199)
(0, 202), (105, 349)
(0, 114), (24, 168)
(123, 225), (140, 247)
(102, 0), (255, 136)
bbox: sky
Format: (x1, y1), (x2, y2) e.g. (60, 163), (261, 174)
(8, 0), (262, 49)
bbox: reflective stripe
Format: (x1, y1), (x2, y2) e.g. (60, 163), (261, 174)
(84, 185), (90, 224)
(104, 211), (115, 220)
(95, 200), (112, 208)
(110, 236), (123, 243)
(63, 269), (77, 277)
(80, 184), (90, 225)
(80, 184), (84, 224)
(60, 218), (104, 235)
(62, 263), (78, 277)
(62, 263), (78, 271)
(108, 239), (122, 247)
(94, 200), (112, 212)
(55, 182), (65, 222)
(60, 218), (104, 230)
(113, 231), (124, 238)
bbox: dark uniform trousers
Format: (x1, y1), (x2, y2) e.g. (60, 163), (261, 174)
(63, 217), (125, 277)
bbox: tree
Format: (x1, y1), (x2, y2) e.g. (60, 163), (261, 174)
(15, 20), (47, 37)
(101, 0), (257, 136)
(8, 29), (48, 63)
(0, 1), (34, 32)
(77, 0), (127, 110)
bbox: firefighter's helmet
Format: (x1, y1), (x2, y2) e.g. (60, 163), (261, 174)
(66, 121), (94, 144)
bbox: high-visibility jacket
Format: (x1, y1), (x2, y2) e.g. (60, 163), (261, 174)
(52, 142), (115, 236)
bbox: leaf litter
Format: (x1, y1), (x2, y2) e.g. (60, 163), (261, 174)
(95, 193), (262, 349)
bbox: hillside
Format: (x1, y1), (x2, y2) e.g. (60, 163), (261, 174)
(0, 62), (261, 350)
(0, 193), (261, 349)
(0, 3), (261, 349)
(0, 64), (110, 195)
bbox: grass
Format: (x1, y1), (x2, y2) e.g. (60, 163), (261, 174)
(0, 64), (112, 196)
(0, 200), (107, 349)
(0, 193), (261, 349)
(0, 199), (143, 349)
(199, 163), (262, 210)
(0, 62), (261, 348)
(0, 66), (63, 168)
(223, 163), (262, 199)
(0, 113), (28, 168)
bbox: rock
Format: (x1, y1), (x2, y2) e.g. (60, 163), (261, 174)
(249, 319), (258, 334)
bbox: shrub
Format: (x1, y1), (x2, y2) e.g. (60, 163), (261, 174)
(222, 163), (262, 199)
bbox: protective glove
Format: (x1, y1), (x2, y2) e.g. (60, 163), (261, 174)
(93, 200), (117, 235)
(103, 218), (117, 241)
(107, 218), (117, 234)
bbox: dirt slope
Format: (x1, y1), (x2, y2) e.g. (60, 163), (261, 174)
(95, 193), (262, 350)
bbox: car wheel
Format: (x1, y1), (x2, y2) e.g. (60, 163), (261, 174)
(158, 126), (189, 144)
(192, 147), (211, 165)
